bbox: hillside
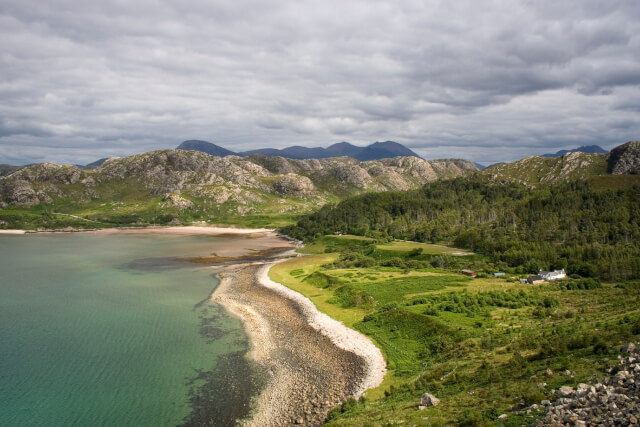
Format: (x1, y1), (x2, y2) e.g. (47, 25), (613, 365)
(481, 152), (608, 185)
(0, 150), (476, 229)
(272, 235), (640, 426)
(480, 141), (640, 189)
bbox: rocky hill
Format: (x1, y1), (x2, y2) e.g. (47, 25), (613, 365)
(0, 150), (476, 226)
(480, 151), (608, 186)
(479, 141), (640, 188)
(608, 141), (640, 175)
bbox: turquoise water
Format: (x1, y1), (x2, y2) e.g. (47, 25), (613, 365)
(0, 233), (260, 427)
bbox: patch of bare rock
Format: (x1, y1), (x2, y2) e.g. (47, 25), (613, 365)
(609, 141), (640, 175)
(528, 342), (640, 426)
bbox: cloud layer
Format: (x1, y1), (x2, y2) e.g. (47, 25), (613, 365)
(1, 0), (639, 165)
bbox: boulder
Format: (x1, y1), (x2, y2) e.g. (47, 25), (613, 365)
(621, 343), (636, 353)
(558, 386), (575, 398)
(162, 193), (193, 209)
(420, 392), (440, 407)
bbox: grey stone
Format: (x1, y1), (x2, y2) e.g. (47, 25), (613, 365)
(558, 386), (575, 398)
(420, 392), (440, 407)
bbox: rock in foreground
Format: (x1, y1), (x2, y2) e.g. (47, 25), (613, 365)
(532, 342), (640, 426)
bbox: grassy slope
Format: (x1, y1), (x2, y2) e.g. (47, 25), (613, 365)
(0, 181), (315, 229)
(269, 236), (640, 426)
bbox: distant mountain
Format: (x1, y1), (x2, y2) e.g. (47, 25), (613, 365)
(240, 145), (329, 159)
(541, 145), (608, 157)
(177, 140), (423, 161)
(353, 141), (422, 161)
(324, 142), (363, 158)
(0, 164), (23, 177)
(177, 140), (236, 157)
(473, 162), (486, 169)
(80, 158), (110, 169)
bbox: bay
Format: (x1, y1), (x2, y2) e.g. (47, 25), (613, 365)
(0, 233), (262, 427)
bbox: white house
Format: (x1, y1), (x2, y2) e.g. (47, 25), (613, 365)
(538, 269), (566, 281)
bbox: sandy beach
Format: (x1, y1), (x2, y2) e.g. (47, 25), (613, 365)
(213, 256), (386, 427)
(33, 225), (275, 235)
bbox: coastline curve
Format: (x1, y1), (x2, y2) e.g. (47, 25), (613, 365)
(212, 256), (386, 426)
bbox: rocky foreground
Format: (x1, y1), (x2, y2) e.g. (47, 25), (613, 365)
(531, 342), (640, 426)
(212, 259), (383, 427)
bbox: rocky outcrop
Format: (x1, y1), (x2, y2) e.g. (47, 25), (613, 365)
(272, 174), (315, 196)
(0, 179), (41, 206)
(608, 141), (640, 175)
(161, 193), (194, 210)
(10, 163), (83, 184)
(531, 342), (640, 426)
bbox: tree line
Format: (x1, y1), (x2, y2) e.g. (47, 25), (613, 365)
(281, 178), (640, 280)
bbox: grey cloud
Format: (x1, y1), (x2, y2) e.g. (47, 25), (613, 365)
(0, 0), (639, 165)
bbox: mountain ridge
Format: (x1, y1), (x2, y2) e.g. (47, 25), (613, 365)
(177, 140), (424, 161)
(0, 150), (477, 227)
(541, 145), (608, 157)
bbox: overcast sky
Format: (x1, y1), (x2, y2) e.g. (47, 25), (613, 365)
(1, 0), (639, 165)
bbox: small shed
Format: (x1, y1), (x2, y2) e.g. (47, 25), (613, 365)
(461, 269), (477, 278)
(527, 275), (545, 285)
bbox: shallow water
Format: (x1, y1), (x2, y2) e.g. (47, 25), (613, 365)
(0, 233), (264, 426)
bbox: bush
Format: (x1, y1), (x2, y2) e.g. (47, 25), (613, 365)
(458, 411), (492, 427)
(381, 257), (405, 268)
(408, 248), (423, 257)
(328, 285), (374, 309)
(593, 339), (608, 354)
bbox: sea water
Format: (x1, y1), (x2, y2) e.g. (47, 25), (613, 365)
(0, 233), (262, 427)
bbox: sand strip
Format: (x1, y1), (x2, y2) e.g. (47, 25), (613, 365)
(45, 225), (275, 235)
(212, 256), (386, 427)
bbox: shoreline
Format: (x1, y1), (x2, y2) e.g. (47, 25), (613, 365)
(0, 225), (274, 235)
(212, 254), (386, 426)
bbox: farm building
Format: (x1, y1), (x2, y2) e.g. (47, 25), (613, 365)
(538, 269), (566, 281)
(461, 269), (477, 278)
(527, 275), (545, 285)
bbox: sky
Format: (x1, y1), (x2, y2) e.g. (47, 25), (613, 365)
(1, 0), (639, 166)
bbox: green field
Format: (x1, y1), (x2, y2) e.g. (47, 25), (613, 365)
(270, 236), (640, 426)
(375, 241), (473, 256)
